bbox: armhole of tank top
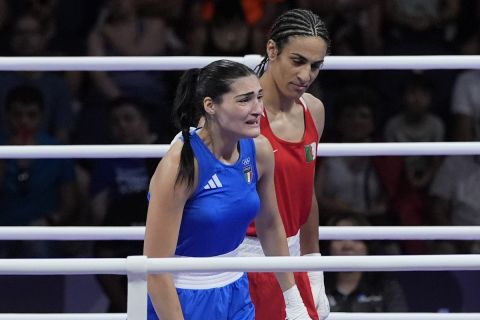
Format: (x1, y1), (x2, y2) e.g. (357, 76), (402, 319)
(299, 96), (320, 137)
(298, 96), (308, 111)
(249, 138), (259, 183)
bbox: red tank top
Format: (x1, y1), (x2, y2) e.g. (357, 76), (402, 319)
(247, 98), (319, 237)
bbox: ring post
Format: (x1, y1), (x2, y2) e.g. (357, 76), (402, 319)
(126, 255), (148, 320)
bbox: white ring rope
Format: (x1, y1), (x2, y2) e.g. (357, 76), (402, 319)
(1, 226), (480, 241)
(307, 314), (480, 320)
(1, 255), (479, 320)
(2, 55), (480, 320)
(0, 255), (479, 274)
(2, 314), (480, 320)
(0, 312), (480, 320)
(0, 142), (479, 159)
(0, 315), (126, 320)
(1, 55), (480, 71)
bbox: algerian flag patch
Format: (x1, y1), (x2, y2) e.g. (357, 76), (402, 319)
(304, 142), (317, 163)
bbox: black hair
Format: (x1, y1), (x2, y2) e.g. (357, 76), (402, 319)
(334, 85), (379, 122)
(403, 72), (433, 94)
(326, 211), (371, 228)
(107, 96), (149, 119)
(172, 59), (257, 189)
(211, 0), (245, 25)
(321, 211), (377, 256)
(256, 8), (330, 76)
(5, 85), (44, 112)
(324, 211), (390, 257)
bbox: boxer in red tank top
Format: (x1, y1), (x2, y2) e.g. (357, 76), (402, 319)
(239, 8), (331, 320)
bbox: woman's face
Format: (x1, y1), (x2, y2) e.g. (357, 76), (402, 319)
(269, 36), (328, 98)
(338, 105), (375, 142)
(110, 104), (149, 144)
(7, 102), (43, 139)
(11, 15), (46, 56)
(106, 0), (135, 19)
(329, 218), (369, 256)
(404, 87), (431, 116)
(208, 75), (263, 139)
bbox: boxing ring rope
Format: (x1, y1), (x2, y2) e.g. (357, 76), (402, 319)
(1, 55), (480, 71)
(2, 55), (480, 319)
(0, 141), (479, 159)
(2, 315), (480, 320)
(2, 255), (480, 274)
(0, 255), (480, 320)
(3, 314), (480, 320)
(1, 226), (480, 241)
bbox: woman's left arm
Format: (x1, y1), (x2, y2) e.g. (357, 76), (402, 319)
(300, 93), (325, 254)
(255, 135), (313, 319)
(300, 94), (330, 320)
(254, 135), (295, 290)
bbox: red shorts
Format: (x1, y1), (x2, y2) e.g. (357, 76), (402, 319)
(247, 271), (318, 320)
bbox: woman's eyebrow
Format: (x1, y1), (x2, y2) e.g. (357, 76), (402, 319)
(234, 91), (255, 99)
(291, 53), (324, 65)
(235, 89), (263, 99)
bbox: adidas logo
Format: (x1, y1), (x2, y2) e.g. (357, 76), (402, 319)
(203, 174), (223, 190)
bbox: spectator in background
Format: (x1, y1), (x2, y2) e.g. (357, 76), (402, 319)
(297, 0), (383, 55)
(383, 73), (445, 254)
(86, 0), (168, 106)
(0, 85), (76, 258)
(89, 97), (159, 226)
(187, 0), (287, 56)
(384, 73), (445, 188)
(324, 212), (408, 312)
(315, 86), (395, 228)
(84, 0), (175, 143)
(383, 0), (460, 55)
(188, 0), (255, 56)
(0, 0), (9, 54)
(134, 0), (186, 55)
(433, 23), (480, 249)
(4, 1), (104, 137)
(450, 27), (480, 142)
(89, 97), (160, 312)
(428, 154), (480, 254)
(0, 0), (7, 27)
(11, 0), (102, 56)
(0, 11), (74, 142)
(297, 1), (384, 129)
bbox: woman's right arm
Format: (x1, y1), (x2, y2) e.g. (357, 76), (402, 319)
(144, 145), (191, 320)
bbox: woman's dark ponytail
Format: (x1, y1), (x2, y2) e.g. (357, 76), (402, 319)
(172, 68), (201, 190)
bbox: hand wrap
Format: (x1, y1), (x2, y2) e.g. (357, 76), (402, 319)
(305, 253), (330, 319)
(283, 285), (312, 320)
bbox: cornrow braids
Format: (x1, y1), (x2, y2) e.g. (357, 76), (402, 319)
(256, 9), (330, 76)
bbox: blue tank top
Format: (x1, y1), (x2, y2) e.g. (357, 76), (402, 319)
(175, 131), (260, 257)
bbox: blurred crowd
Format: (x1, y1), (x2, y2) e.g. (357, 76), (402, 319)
(0, 0), (480, 314)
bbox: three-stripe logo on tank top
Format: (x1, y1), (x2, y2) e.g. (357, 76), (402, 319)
(203, 174), (223, 190)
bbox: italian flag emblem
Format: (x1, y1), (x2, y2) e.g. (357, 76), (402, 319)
(304, 142), (317, 163)
(243, 165), (253, 184)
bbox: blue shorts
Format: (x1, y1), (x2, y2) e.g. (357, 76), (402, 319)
(147, 273), (255, 320)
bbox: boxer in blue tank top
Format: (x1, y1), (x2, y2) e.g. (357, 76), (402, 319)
(144, 60), (313, 320)
(147, 131), (258, 320)
(174, 131), (260, 257)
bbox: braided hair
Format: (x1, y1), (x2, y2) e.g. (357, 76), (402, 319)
(255, 9), (330, 76)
